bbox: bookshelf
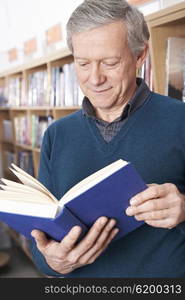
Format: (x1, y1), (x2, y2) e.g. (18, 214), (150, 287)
(0, 48), (82, 179)
(0, 1), (184, 267)
(145, 1), (185, 95)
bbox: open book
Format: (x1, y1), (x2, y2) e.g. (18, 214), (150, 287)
(0, 159), (147, 242)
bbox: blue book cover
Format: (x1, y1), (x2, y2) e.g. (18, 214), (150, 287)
(0, 159), (147, 242)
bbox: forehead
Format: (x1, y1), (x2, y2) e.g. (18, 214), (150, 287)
(72, 21), (128, 59)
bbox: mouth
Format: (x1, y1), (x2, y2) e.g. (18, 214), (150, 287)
(92, 87), (112, 94)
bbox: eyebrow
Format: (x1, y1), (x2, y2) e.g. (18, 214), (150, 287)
(74, 56), (121, 60)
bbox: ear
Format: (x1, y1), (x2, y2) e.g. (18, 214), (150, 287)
(136, 43), (149, 69)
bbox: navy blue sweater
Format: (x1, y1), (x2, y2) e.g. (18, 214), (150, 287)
(30, 91), (185, 277)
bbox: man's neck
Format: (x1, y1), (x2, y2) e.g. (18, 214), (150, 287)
(95, 104), (128, 123)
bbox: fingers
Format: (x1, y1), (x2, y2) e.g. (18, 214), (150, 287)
(77, 224), (119, 265)
(129, 184), (167, 206)
(134, 208), (169, 221)
(31, 229), (49, 251)
(126, 197), (168, 216)
(125, 183), (180, 230)
(87, 227), (119, 264)
(59, 226), (82, 254)
(66, 217), (117, 263)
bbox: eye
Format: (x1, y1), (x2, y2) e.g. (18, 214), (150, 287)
(78, 62), (89, 67)
(102, 61), (119, 67)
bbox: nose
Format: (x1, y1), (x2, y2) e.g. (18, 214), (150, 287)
(89, 63), (106, 86)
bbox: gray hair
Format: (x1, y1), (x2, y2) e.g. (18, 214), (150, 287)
(66, 0), (150, 57)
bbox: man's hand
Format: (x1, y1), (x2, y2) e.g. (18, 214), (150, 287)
(125, 183), (185, 229)
(31, 217), (118, 275)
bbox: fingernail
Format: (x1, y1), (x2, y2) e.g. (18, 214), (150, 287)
(109, 219), (116, 227)
(130, 198), (137, 205)
(114, 228), (119, 234)
(125, 207), (134, 216)
(100, 217), (107, 225)
(71, 226), (81, 234)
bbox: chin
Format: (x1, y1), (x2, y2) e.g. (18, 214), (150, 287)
(89, 95), (114, 105)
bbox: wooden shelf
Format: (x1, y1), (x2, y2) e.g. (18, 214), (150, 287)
(145, 1), (185, 95)
(0, 105), (80, 111)
(52, 106), (80, 110)
(0, 48), (72, 77)
(0, 139), (13, 144)
(15, 143), (40, 153)
(145, 1), (185, 26)
(0, 107), (10, 111)
(15, 143), (36, 151)
(33, 148), (41, 153)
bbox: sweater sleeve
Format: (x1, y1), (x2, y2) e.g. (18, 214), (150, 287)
(29, 128), (64, 277)
(177, 118), (185, 236)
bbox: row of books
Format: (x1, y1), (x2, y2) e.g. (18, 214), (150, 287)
(0, 62), (84, 107)
(3, 149), (34, 178)
(50, 63), (84, 107)
(14, 115), (53, 147)
(27, 71), (48, 106)
(6, 77), (22, 106)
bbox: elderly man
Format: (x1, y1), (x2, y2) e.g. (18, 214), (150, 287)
(30, 0), (185, 277)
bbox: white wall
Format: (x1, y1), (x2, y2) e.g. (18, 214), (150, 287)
(0, 0), (83, 71)
(161, 0), (184, 8)
(138, 0), (161, 15)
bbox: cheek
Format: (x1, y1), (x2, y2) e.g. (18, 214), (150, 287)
(109, 72), (125, 89)
(112, 66), (135, 86)
(77, 74), (90, 87)
(75, 66), (88, 84)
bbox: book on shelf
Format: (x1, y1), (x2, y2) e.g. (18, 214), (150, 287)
(165, 37), (185, 100)
(50, 67), (65, 107)
(2, 120), (13, 142)
(8, 76), (22, 106)
(0, 159), (147, 242)
(0, 85), (8, 106)
(4, 151), (16, 171)
(63, 63), (75, 106)
(18, 151), (34, 176)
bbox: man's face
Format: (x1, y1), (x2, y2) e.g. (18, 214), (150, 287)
(72, 21), (139, 111)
